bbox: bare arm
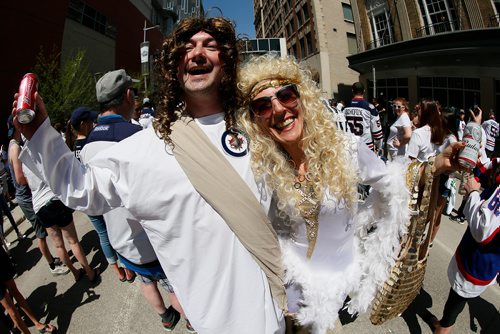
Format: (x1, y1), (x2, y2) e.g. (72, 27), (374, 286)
(8, 142), (28, 185)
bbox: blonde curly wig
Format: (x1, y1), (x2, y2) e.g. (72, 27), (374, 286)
(237, 55), (359, 216)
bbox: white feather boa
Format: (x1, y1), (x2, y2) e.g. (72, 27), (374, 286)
(281, 156), (411, 333)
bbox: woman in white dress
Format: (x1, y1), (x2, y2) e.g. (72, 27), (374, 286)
(237, 55), (414, 333)
(386, 97), (412, 159)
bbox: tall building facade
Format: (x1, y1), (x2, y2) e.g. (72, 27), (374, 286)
(348, 0), (500, 112)
(253, 0), (359, 100)
(0, 0), (202, 143)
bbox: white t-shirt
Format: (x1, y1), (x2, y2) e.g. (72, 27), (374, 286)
(387, 113), (411, 157)
(406, 125), (441, 162)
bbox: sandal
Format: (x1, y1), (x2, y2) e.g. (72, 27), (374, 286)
(124, 268), (136, 283)
(118, 267), (127, 282)
(89, 268), (101, 283)
(38, 323), (57, 333)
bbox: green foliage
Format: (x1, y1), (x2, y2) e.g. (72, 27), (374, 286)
(32, 47), (96, 124)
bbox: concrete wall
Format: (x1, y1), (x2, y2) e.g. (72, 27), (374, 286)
(61, 19), (116, 75)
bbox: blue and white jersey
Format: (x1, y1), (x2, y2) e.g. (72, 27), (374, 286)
(482, 119), (499, 152)
(343, 98), (383, 151)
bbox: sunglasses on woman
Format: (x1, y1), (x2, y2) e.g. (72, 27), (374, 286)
(249, 84), (300, 118)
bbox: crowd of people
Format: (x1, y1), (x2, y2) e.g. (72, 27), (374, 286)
(1, 15), (498, 334)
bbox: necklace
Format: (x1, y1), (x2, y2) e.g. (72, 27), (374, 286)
(294, 175), (320, 259)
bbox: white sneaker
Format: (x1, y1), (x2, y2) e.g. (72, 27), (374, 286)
(50, 263), (70, 276)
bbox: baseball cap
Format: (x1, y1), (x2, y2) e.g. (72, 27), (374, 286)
(459, 109), (465, 114)
(96, 69), (133, 103)
(143, 97), (150, 104)
(71, 107), (98, 127)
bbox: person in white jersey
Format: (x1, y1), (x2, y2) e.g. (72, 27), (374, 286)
(343, 82), (384, 152)
(481, 110), (498, 157)
(14, 17), (286, 334)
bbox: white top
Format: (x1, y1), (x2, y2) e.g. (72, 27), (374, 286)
(139, 113), (154, 129)
(387, 113), (411, 157)
(406, 125), (441, 162)
(272, 136), (409, 333)
(20, 115), (284, 334)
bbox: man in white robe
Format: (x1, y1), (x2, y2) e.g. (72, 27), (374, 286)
(14, 17), (285, 334)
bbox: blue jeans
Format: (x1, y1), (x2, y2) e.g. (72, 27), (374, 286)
(88, 215), (118, 264)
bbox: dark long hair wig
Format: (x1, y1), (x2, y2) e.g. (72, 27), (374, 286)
(154, 17), (240, 147)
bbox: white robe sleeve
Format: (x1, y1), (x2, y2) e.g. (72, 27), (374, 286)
(19, 118), (124, 215)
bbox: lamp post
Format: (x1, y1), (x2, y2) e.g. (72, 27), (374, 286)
(141, 20), (160, 97)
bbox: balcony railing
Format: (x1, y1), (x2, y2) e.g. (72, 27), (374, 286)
(416, 19), (458, 37)
(490, 14), (500, 27)
(366, 35), (393, 50)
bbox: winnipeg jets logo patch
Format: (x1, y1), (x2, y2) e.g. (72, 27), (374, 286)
(221, 129), (249, 157)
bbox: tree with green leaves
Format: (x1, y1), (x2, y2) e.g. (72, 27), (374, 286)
(32, 47), (96, 125)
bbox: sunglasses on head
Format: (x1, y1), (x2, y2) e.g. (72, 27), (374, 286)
(249, 84), (300, 118)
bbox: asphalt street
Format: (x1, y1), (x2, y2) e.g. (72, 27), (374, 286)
(2, 197), (499, 334)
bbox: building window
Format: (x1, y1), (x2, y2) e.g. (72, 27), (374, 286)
(418, 77), (480, 108)
(346, 33), (357, 54)
(366, 1), (394, 49)
(342, 3), (354, 22)
(306, 32), (314, 55)
(417, 0), (457, 36)
(68, 0), (116, 39)
(297, 10), (303, 27)
(299, 37), (306, 58)
(367, 78), (409, 105)
(303, 4), (310, 21)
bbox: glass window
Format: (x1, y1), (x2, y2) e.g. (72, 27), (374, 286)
(306, 32), (313, 54)
(346, 33), (357, 54)
(299, 38), (306, 57)
(418, 0), (457, 34)
(269, 38), (280, 52)
(297, 11), (303, 27)
(249, 40), (258, 51)
(342, 3), (354, 21)
(303, 4), (310, 21)
(258, 39), (270, 51)
(433, 77), (447, 88)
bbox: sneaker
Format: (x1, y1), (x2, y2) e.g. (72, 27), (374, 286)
(185, 319), (196, 333)
(161, 306), (180, 331)
(457, 217), (466, 225)
(50, 263), (70, 276)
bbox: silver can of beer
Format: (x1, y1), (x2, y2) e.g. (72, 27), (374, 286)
(15, 73), (38, 124)
(458, 122), (482, 170)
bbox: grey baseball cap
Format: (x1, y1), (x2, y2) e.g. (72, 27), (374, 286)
(96, 69), (132, 103)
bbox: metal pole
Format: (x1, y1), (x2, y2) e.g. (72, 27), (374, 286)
(373, 65), (376, 99)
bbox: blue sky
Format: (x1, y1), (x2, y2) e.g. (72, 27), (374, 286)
(203, 0), (256, 38)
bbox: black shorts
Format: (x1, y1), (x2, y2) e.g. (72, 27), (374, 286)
(36, 199), (74, 229)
